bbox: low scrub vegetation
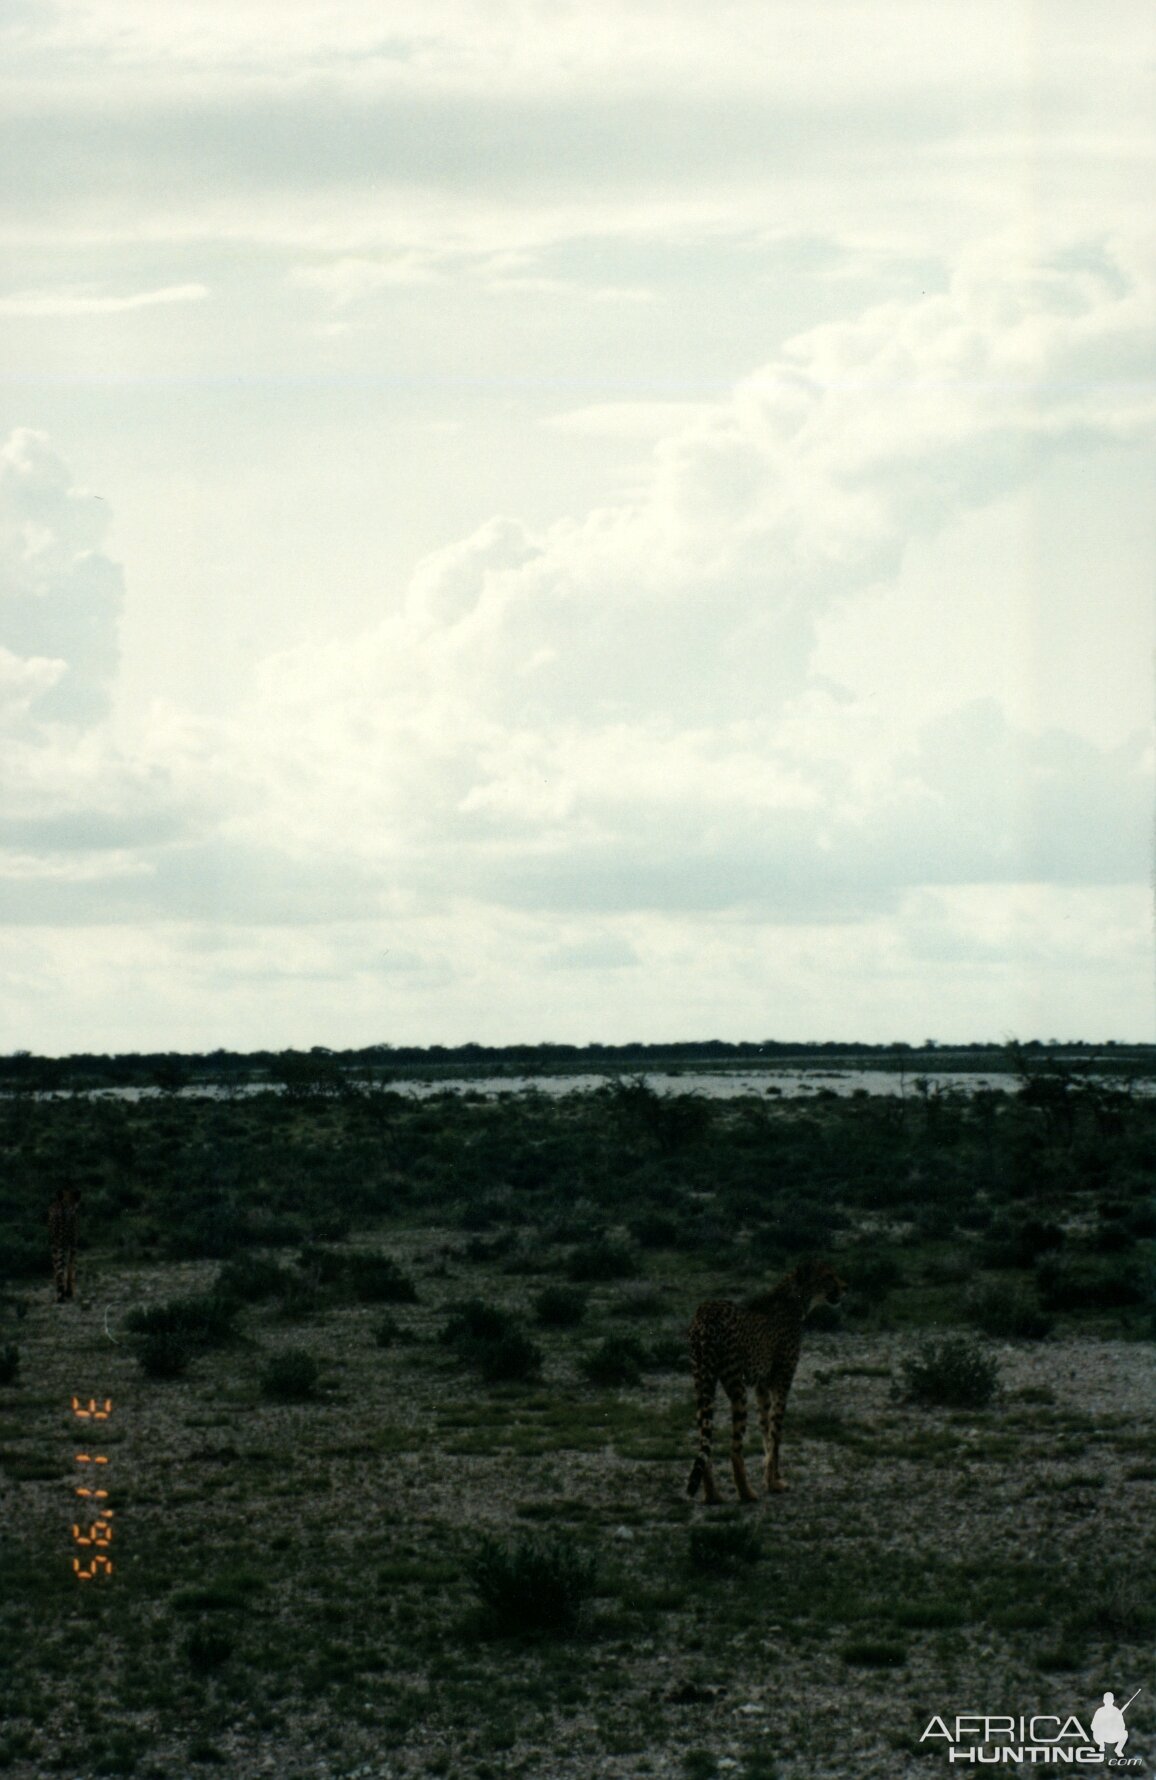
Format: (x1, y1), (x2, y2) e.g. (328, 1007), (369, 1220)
(0, 1049), (1152, 1779)
(466, 1533), (597, 1639)
(901, 1336), (1000, 1409)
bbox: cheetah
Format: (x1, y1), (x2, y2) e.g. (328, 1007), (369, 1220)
(687, 1258), (845, 1503)
(48, 1187), (81, 1302)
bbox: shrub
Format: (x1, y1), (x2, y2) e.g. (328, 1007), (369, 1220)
(628, 1212), (681, 1249)
(184, 1626), (235, 1673)
(982, 1218), (1064, 1270)
(213, 1254), (292, 1304)
(773, 1200), (845, 1251)
(0, 1233), (46, 1282)
(565, 1239), (639, 1283)
(259, 1350), (322, 1401)
(274, 1277), (324, 1321)
(373, 1313), (417, 1347)
(687, 1519), (762, 1576)
(463, 1231), (516, 1263)
(441, 1298), (542, 1382)
(534, 1285), (587, 1328)
(1036, 1255), (1148, 1312)
(459, 1195), (509, 1232)
(902, 1337), (999, 1409)
(440, 1298), (514, 1347)
(841, 1640), (907, 1668)
(295, 1244), (348, 1286)
(125, 1293), (238, 1350)
(611, 1283), (663, 1319)
(646, 1335), (687, 1372)
(0, 1343), (19, 1386)
(476, 1330), (543, 1383)
(580, 1335), (646, 1387)
(965, 1282), (1053, 1341)
(1123, 1203), (1156, 1239)
(138, 1331), (195, 1378)
(847, 1250), (904, 1296)
(345, 1251), (418, 1303)
(467, 1533), (596, 1638)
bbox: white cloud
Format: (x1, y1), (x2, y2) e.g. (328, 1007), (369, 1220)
(0, 222), (1152, 1046)
(0, 429), (124, 725)
(220, 238), (1154, 925)
(0, 282), (207, 315)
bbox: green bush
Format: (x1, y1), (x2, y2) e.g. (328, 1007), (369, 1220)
(1036, 1254), (1148, 1312)
(580, 1335), (646, 1387)
(345, 1251), (418, 1303)
(476, 1330), (543, 1383)
(292, 1244), (417, 1303)
(441, 1298), (542, 1382)
(565, 1239), (639, 1283)
(847, 1250), (904, 1296)
(628, 1212), (682, 1249)
(982, 1218), (1064, 1270)
(534, 1285), (587, 1327)
(0, 1233), (46, 1282)
(965, 1281), (1053, 1340)
(125, 1293), (238, 1350)
(902, 1337), (999, 1409)
(611, 1283), (663, 1318)
(138, 1331), (195, 1378)
(274, 1277), (324, 1321)
(646, 1334), (687, 1371)
(213, 1254), (293, 1303)
(841, 1640), (907, 1668)
(0, 1342), (20, 1385)
(440, 1298), (515, 1347)
(259, 1349), (322, 1401)
(184, 1626), (235, 1673)
(467, 1533), (596, 1638)
(687, 1519), (762, 1576)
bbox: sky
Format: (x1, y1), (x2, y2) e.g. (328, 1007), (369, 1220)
(1, 0), (1154, 1054)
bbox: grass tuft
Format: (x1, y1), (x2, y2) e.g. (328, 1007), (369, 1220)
(466, 1533), (597, 1639)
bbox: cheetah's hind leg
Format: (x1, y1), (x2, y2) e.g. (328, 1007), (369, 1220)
(727, 1382), (759, 1503)
(758, 1382), (789, 1492)
(688, 1375), (723, 1504)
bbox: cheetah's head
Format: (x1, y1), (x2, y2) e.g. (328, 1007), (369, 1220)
(795, 1259), (846, 1312)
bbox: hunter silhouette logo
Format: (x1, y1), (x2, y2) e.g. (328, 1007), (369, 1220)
(1092, 1693), (1140, 1760)
(921, 1685), (1144, 1766)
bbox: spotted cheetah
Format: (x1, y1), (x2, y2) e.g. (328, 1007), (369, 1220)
(687, 1258), (845, 1503)
(48, 1187), (81, 1302)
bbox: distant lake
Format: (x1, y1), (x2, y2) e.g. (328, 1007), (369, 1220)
(15, 1068), (1033, 1102)
(384, 1068), (1023, 1100)
(15, 1060), (1154, 1103)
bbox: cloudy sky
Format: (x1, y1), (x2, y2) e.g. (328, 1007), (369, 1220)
(1, 0), (1153, 1054)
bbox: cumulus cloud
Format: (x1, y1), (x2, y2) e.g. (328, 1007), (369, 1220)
(0, 429), (124, 726)
(229, 238), (1154, 925)
(2, 241), (1151, 964)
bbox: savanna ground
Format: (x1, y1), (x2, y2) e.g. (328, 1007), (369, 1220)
(1, 1063), (1153, 1780)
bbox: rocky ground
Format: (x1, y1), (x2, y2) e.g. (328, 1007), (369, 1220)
(3, 1233), (1154, 1780)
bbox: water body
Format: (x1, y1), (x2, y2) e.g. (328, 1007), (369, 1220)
(387, 1068), (1022, 1100)
(22, 1068), (1021, 1102)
